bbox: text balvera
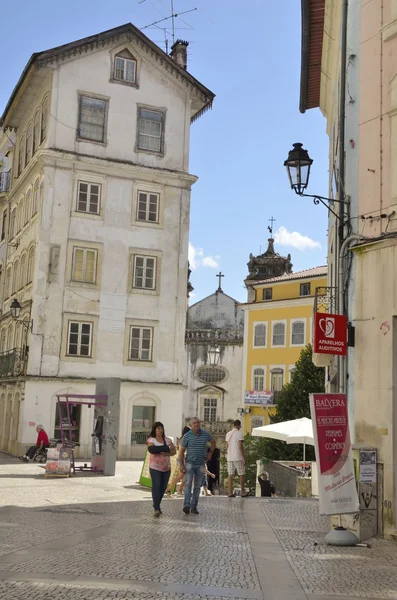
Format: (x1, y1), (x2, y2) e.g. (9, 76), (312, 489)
(315, 397), (346, 408)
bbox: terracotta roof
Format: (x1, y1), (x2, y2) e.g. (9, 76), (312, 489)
(0, 23), (215, 127)
(299, 0), (325, 113)
(249, 265), (327, 286)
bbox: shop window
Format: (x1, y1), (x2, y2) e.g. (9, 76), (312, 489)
(54, 403), (81, 443)
(131, 405), (155, 445)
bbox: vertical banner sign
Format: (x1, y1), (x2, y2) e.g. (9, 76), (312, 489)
(310, 393), (359, 515)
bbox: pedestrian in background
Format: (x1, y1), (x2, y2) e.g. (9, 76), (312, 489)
(179, 417), (216, 515)
(225, 419), (248, 497)
(165, 425), (190, 496)
(147, 422), (176, 517)
(258, 472), (276, 497)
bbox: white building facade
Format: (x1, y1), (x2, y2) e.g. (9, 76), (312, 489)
(184, 287), (244, 440)
(0, 23), (214, 458)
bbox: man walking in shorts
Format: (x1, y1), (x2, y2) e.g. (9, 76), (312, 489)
(225, 419), (247, 497)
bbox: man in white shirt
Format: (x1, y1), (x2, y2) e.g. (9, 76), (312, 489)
(225, 419), (247, 497)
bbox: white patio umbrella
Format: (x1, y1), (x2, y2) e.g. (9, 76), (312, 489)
(252, 417), (314, 463)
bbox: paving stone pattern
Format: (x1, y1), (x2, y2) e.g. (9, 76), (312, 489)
(261, 498), (397, 598)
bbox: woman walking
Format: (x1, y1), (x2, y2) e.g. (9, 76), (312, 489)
(147, 422), (176, 517)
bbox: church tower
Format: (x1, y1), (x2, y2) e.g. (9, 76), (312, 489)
(245, 217), (293, 284)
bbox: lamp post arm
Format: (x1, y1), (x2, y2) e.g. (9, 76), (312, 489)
(298, 192), (348, 205)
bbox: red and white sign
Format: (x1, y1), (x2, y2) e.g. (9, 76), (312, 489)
(313, 313), (347, 356)
(310, 393), (359, 515)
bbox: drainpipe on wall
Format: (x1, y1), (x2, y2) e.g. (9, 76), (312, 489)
(338, 0), (348, 394)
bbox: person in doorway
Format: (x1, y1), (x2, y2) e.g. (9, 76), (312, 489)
(258, 472), (276, 497)
(207, 447), (220, 494)
(19, 425), (49, 462)
(225, 420), (248, 497)
(179, 417), (216, 515)
(147, 422), (176, 517)
(201, 462), (216, 496)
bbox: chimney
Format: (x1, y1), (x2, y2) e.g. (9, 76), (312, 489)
(170, 40), (189, 70)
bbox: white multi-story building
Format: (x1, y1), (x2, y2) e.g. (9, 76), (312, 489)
(0, 23), (214, 459)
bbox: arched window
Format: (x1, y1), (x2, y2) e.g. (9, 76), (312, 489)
(33, 109), (41, 154)
(254, 323), (267, 347)
(7, 323), (14, 350)
(272, 322), (285, 346)
(27, 247), (35, 283)
(25, 190), (31, 225)
(18, 198), (24, 232)
(6, 267), (12, 298)
(25, 123), (33, 164)
(13, 260), (19, 295)
(10, 208), (16, 239)
(33, 179), (40, 215)
(291, 321), (305, 346)
(253, 367), (265, 391)
(18, 136), (25, 176)
(0, 328), (6, 352)
(19, 253), (27, 289)
(114, 49), (136, 83)
(270, 368), (284, 394)
(41, 96), (49, 143)
(251, 417), (264, 432)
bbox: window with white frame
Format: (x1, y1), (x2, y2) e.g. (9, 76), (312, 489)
(78, 95), (108, 143)
(203, 398), (217, 421)
(291, 321), (305, 346)
(67, 321), (93, 357)
(300, 282), (311, 296)
(272, 322), (285, 346)
(270, 369), (284, 392)
(25, 124), (33, 165)
(289, 366), (297, 382)
(137, 191), (159, 223)
(254, 323), (267, 347)
(253, 367), (265, 391)
(137, 108), (164, 153)
(251, 417), (264, 432)
(133, 255), (156, 290)
(129, 326), (153, 361)
(33, 110), (41, 154)
(33, 179), (39, 215)
(76, 181), (101, 214)
(25, 190), (31, 225)
(72, 248), (97, 284)
(41, 97), (48, 143)
(114, 50), (136, 83)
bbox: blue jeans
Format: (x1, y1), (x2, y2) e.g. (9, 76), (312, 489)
(184, 463), (205, 509)
(150, 468), (170, 511)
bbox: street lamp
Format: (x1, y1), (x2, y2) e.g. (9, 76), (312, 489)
(284, 142), (348, 222)
(10, 299), (32, 330)
(208, 345), (220, 366)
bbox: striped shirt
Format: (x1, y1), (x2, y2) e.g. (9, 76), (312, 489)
(181, 429), (213, 465)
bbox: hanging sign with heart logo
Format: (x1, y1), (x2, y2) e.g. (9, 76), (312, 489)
(313, 312), (347, 355)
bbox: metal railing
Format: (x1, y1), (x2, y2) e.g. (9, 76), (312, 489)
(314, 286), (338, 314)
(0, 348), (27, 378)
(131, 431), (150, 445)
(185, 329), (243, 343)
(0, 170), (11, 193)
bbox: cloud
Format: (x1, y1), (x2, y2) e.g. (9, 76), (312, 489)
(274, 226), (321, 251)
(189, 243), (220, 270)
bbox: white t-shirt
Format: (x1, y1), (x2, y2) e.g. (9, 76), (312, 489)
(225, 428), (244, 461)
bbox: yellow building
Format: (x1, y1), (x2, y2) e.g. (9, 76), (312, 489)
(241, 238), (327, 434)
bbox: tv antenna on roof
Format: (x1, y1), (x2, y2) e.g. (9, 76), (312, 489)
(139, 0), (200, 54)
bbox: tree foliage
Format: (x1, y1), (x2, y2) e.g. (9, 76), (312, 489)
(263, 344), (325, 461)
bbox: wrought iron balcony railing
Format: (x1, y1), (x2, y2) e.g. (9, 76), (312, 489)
(0, 348), (27, 378)
(0, 170), (11, 193)
(185, 329), (244, 343)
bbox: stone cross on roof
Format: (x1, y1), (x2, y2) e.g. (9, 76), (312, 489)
(216, 271), (224, 291)
(268, 216), (276, 236)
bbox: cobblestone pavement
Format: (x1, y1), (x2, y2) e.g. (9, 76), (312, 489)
(261, 498), (397, 599)
(1, 454), (397, 599)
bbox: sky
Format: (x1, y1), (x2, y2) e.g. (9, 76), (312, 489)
(0, 0), (329, 304)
